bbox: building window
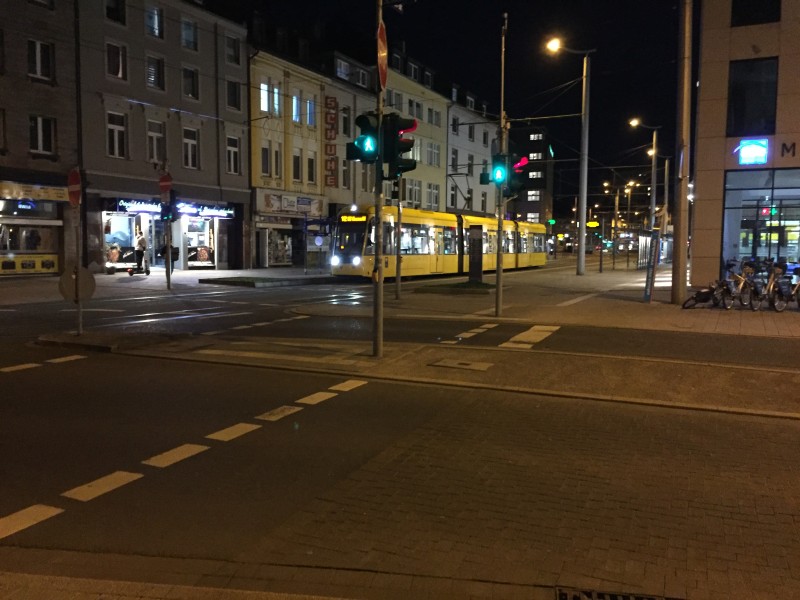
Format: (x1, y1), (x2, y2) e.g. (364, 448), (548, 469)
(467, 154), (474, 176)
(466, 188), (473, 209)
(183, 128), (198, 169)
(451, 116), (459, 134)
(731, 0), (780, 27)
(336, 58), (350, 80)
(451, 148), (458, 172)
(356, 69), (368, 87)
(528, 190), (541, 201)
(407, 179), (421, 209)
(426, 183), (439, 210)
(467, 97), (475, 110)
(423, 72), (432, 88)
(527, 213), (539, 223)
(145, 6), (163, 38)
(307, 150), (316, 183)
(106, 112), (126, 158)
(225, 36), (240, 65)
(468, 124), (475, 141)
(481, 191), (487, 212)
(292, 148), (302, 181)
(427, 142), (440, 167)
(146, 56), (165, 89)
(181, 19), (198, 50)
(306, 97), (316, 127)
(342, 106), (351, 136)
(106, 0), (126, 25)
(407, 63), (419, 80)
(27, 40), (54, 81)
(391, 53), (401, 69)
(451, 86), (458, 102)
(482, 130), (489, 146)
(260, 143), (271, 176)
(433, 110), (441, 127)
(259, 83), (269, 112)
(272, 85), (281, 115)
(449, 184), (456, 208)
(274, 142), (282, 178)
(529, 152), (543, 160)
(29, 115), (55, 154)
(529, 171), (543, 179)
(292, 93), (301, 123)
(226, 80), (241, 111)
(106, 42), (128, 80)
(727, 58), (778, 137)
(147, 120), (165, 163)
(341, 159), (350, 189)
(183, 67), (199, 99)
(226, 136), (240, 174)
(530, 133), (543, 141)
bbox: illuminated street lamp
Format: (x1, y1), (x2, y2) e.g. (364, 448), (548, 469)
(547, 37), (596, 276)
(629, 118), (661, 230)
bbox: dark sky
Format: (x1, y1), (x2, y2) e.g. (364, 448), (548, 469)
(212, 0), (681, 213)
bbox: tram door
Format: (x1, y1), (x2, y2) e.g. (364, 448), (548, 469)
(432, 229), (443, 273)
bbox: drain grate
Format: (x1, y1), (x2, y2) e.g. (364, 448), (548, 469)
(556, 588), (684, 600)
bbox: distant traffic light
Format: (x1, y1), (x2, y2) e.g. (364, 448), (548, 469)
(383, 112), (417, 179)
(504, 155), (528, 198)
(491, 154), (508, 184)
(346, 112), (380, 163)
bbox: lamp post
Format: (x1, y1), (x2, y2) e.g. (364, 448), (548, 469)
(547, 38), (595, 276)
(629, 118), (661, 230)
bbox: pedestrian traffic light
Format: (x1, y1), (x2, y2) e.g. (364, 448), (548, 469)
(491, 154), (508, 184)
(346, 112), (380, 163)
(382, 112), (417, 179)
(504, 155), (528, 198)
(160, 191), (179, 221)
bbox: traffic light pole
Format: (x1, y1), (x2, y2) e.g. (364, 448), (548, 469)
(373, 0), (385, 358)
(495, 13), (508, 318)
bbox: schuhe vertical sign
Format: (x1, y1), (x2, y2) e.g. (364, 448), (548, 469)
(324, 96), (338, 187)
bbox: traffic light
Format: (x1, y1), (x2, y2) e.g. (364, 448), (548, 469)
(383, 112), (417, 179)
(504, 155), (528, 198)
(346, 112), (380, 163)
(160, 191), (179, 221)
(160, 203), (171, 221)
(491, 154), (508, 184)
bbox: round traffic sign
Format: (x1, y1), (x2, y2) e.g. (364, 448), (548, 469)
(377, 20), (388, 91)
(159, 172), (173, 204)
(67, 167), (81, 207)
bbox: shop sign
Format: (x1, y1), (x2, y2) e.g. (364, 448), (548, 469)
(297, 197), (312, 213)
(174, 202), (234, 219)
(1, 181), (68, 202)
(282, 196), (297, 211)
(324, 96), (338, 187)
(735, 139), (769, 166)
(118, 198), (161, 213)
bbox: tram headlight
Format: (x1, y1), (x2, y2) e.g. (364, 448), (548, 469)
(331, 255), (341, 266)
(352, 256), (361, 266)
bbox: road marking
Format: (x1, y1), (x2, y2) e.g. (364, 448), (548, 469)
(440, 340), (458, 345)
(479, 323), (499, 329)
(297, 391), (338, 405)
(142, 444), (210, 468)
(62, 471), (143, 502)
(194, 349), (360, 366)
(231, 325), (253, 330)
(432, 359), (492, 371)
(252, 322), (271, 326)
(499, 325), (560, 349)
(45, 355), (87, 364)
(201, 331), (223, 335)
(557, 293), (598, 307)
(455, 331), (478, 339)
(206, 422), (261, 442)
(329, 379), (368, 392)
(0, 505), (64, 540)
(255, 405), (304, 421)
(0, 363), (41, 373)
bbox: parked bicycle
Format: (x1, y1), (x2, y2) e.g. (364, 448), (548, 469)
(750, 259), (784, 311)
(720, 259), (753, 309)
(770, 266), (800, 312)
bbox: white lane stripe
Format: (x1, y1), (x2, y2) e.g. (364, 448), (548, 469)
(61, 471), (143, 502)
(499, 341), (533, 349)
(297, 391), (338, 405)
(0, 364), (41, 373)
(479, 323), (499, 329)
(557, 293), (598, 307)
(45, 355), (87, 364)
(0, 505), (64, 540)
(142, 444), (209, 468)
(255, 405), (304, 421)
(502, 325), (560, 346)
(455, 332), (478, 339)
(328, 379), (368, 392)
(231, 325), (253, 330)
(201, 331), (223, 335)
(206, 422), (261, 442)
(252, 322), (270, 326)
(440, 340), (458, 345)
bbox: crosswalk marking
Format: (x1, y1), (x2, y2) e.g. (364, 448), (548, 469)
(61, 471), (143, 502)
(498, 325), (560, 349)
(0, 505), (64, 540)
(142, 444), (210, 468)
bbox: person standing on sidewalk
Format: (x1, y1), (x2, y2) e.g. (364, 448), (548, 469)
(135, 230), (147, 272)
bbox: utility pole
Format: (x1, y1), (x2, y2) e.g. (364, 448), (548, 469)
(495, 12), (508, 317)
(373, 0), (386, 357)
(673, 0), (692, 304)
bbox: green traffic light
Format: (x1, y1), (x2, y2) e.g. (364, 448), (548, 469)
(355, 135), (378, 159)
(492, 165), (507, 183)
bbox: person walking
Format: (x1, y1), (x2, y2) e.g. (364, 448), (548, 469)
(135, 230), (147, 272)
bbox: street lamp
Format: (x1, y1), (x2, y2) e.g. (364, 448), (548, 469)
(547, 37), (596, 276)
(629, 118), (661, 231)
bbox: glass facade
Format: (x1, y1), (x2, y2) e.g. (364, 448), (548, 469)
(722, 168), (800, 270)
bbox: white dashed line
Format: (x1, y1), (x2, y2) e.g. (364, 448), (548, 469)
(328, 379), (368, 392)
(45, 355), (87, 364)
(499, 325), (560, 349)
(142, 444), (210, 468)
(296, 391), (338, 405)
(61, 471), (143, 502)
(205, 422), (262, 442)
(454, 332), (478, 339)
(0, 363), (41, 373)
(231, 325), (253, 330)
(557, 293), (598, 307)
(255, 405), (304, 421)
(0, 505), (64, 540)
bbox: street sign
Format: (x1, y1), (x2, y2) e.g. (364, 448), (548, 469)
(377, 20), (388, 91)
(159, 172), (173, 204)
(59, 263), (95, 303)
(67, 167), (81, 207)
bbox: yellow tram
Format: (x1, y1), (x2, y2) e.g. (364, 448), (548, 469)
(330, 206), (547, 278)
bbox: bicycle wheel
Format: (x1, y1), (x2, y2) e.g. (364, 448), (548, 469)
(738, 285), (751, 308)
(722, 290), (734, 310)
(750, 294), (763, 311)
(682, 295), (697, 309)
(772, 290), (788, 312)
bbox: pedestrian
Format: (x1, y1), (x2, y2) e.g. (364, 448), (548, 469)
(135, 230), (147, 272)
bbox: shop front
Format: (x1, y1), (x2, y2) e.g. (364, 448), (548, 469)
(0, 181), (68, 276)
(102, 198), (161, 273)
(721, 168), (800, 271)
(173, 200), (236, 270)
(254, 191), (324, 267)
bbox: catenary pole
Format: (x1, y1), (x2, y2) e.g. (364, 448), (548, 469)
(373, 0), (385, 357)
(495, 12), (508, 317)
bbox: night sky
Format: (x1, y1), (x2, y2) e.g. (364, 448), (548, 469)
(211, 0), (681, 215)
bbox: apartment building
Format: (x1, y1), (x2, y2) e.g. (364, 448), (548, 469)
(694, 0), (799, 284)
(80, 0), (249, 273)
(0, 0), (79, 276)
(445, 85), (495, 217)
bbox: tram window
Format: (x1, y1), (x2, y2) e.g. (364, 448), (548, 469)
(411, 227), (429, 254)
(519, 234), (528, 253)
(504, 231), (515, 253)
(484, 232), (492, 254)
(534, 234), (546, 252)
(443, 226), (457, 254)
(384, 223), (395, 254)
